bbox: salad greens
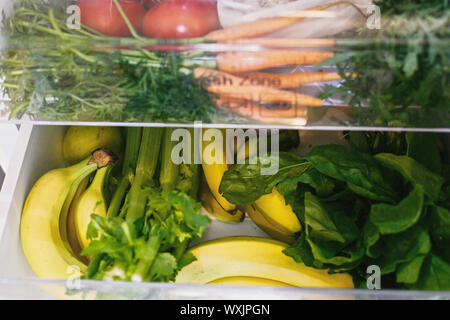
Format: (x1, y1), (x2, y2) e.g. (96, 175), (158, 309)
(220, 132), (450, 290)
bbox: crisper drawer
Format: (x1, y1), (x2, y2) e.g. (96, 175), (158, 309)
(0, 125), (448, 300)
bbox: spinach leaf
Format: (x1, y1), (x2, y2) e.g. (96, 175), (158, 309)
(396, 255), (428, 284)
(283, 233), (317, 268)
(406, 132), (442, 174)
(297, 168), (336, 197)
(362, 221), (382, 259)
(303, 193), (363, 270)
(369, 184), (424, 235)
(304, 192), (346, 244)
(375, 153), (445, 202)
(379, 225), (431, 275)
(411, 254), (450, 291)
(220, 152), (312, 205)
(307, 145), (398, 202)
(429, 206), (450, 262)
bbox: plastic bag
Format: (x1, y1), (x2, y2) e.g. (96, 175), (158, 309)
(217, 0), (373, 38)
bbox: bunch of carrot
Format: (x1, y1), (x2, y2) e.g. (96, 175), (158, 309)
(193, 1), (365, 124)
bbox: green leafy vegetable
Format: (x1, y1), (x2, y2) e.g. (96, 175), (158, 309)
(83, 128), (210, 282)
(219, 152), (311, 205)
(369, 185), (424, 235)
(375, 153), (445, 201)
(221, 131), (450, 290)
(307, 144), (398, 202)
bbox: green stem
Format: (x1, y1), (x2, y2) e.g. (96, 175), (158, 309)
(107, 127), (142, 218)
(107, 176), (130, 218)
(174, 240), (189, 261)
(48, 8), (65, 39)
(112, 0), (142, 40)
(84, 253), (106, 279)
(132, 231), (162, 282)
(126, 128), (164, 222)
(159, 128), (180, 192)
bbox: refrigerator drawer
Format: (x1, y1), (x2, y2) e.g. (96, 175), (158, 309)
(0, 125), (448, 300)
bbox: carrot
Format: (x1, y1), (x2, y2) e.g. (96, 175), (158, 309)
(216, 97), (307, 125)
(194, 67), (323, 107)
(206, 1), (357, 41)
(224, 38), (336, 48)
(216, 50), (334, 73)
(237, 71), (343, 89)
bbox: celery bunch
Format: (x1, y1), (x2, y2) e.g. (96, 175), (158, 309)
(82, 127), (210, 282)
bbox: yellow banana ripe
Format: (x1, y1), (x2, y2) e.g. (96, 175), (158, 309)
(20, 149), (114, 279)
(209, 276), (291, 287)
(176, 237), (354, 289)
(200, 175), (245, 223)
(254, 187), (302, 235)
(74, 166), (112, 250)
(67, 177), (90, 264)
(245, 204), (295, 244)
(234, 134), (301, 238)
(201, 129), (240, 217)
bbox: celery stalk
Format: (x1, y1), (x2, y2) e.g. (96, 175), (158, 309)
(107, 127), (142, 218)
(126, 127), (163, 223)
(159, 128), (180, 192)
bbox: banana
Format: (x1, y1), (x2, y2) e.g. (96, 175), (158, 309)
(254, 187), (301, 234)
(63, 126), (123, 165)
(209, 276), (291, 287)
(67, 177), (90, 264)
(200, 175), (245, 223)
(176, 237), (354, 288)
(20, 149), (114, 279)
(74, 165), (112, 250)
(234, 133), (302, 237)
(245, 204), (295, 244)
(201, 129), (239, 215)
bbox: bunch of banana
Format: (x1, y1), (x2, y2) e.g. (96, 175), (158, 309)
(201, 129), (245, 223)
(176, 237), (354, 289)
(20, 149), (115, 279)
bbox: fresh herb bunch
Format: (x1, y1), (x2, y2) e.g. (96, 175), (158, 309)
(323, 1), (449, 127)
(220, 132), (450, 290)
(0, 0), (215, 122)
(120, 55), (215, 123)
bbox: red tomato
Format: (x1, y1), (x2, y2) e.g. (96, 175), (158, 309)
(142, 0), (157, 9)
(142, 0), (220, 39)
(77, 0), (146, 37)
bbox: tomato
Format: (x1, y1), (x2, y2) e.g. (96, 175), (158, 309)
(142, 0), (157, 9)
(142, 0), (220, 39)
(77, 0), (146, 37)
